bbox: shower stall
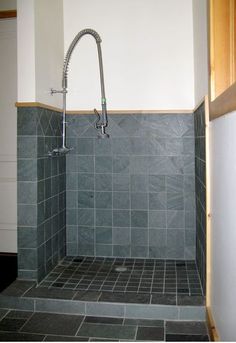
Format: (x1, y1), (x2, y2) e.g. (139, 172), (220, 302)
(15, 29), (206, 319)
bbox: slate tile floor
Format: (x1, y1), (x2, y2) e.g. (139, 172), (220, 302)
(0, 309), (209, 341)
(38, 257), (203, 296)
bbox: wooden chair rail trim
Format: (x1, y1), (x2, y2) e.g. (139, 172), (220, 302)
(0, 10), (17, 19)
(15, 102), (194, 114)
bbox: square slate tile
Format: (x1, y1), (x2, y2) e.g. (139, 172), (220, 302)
(166, 334), (209, 341)
(77, 323), (136, 340)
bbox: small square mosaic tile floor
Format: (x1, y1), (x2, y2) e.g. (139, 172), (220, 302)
(38, 257), (203, 296)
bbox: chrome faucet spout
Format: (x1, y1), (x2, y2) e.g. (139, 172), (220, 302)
(62, 28), (109, 136)
(50, 28), (109, 157)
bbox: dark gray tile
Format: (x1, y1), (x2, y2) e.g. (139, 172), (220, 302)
(177, 295), (205, 306)
(6, 310), (33, 319)
(21, 312), (83, 336)
(151, 294), (176, 305)
(0, 309), (8, 320)
(124, 318), (164, 327)
(84, 316), (123, 324)
(24, 287), (76, 300)
(166, 321), (208, 335)
(1, 280), (35, 297)
(136, 326), (164, 341)
(45, 335), (88, 341)
(73, 291), (101, 301)
(99, 292), (150, 304)
(77, 323), (136, 340)
(166, 334), (209, 341)
(0, 318), (27, 332)
(0, 331), (45, 341)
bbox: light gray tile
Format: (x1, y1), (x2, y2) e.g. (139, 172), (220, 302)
(178, 306), (206, 320)
(131, 192), (148, 210)
(95, 192), (112, 209)
(131, 228), (148, 245)
(35, 299), (85, 315)
(78, 191), (94, 209)
(125, 304), (178, 319)
(131, 175), (148, 192)
(113, 192), (130, 209)
(78, 156), (94, 173)
(149, 210), (166, 228)
(86, 302), (125, 317)
(113, 227), (130, 245)
(96, 209), (112, 227)
(96, 227), (112, 244)
(113, 210), (130, 227)
(95, 174), (112, 191)
(113, 174), (130, 191)
(149, 192), (166, 210)
(131, 210), (148, 227)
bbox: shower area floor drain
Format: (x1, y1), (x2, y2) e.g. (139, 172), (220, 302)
(114, 266), (128, 272)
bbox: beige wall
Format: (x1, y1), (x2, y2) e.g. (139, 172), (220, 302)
(192, 0), (208, 105)
(17, 0), (64, 108)
(0, 19), (17, 252)
(0, 0), (16, 10)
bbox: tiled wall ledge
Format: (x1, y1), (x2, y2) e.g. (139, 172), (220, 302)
(15, 102), (194, 115)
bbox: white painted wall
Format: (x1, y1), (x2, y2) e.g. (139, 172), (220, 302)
(17, 0), (64, 108)
(63, 0), (195, 110)
(0, 19), (17, 252)
(17, 0), (36, 102)
(210, 112), (236, 341)
(192, 0), (208, 105)
(34, 0), (64, 107)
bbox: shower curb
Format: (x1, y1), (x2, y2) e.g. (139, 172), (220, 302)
(0, 281), (206, 321)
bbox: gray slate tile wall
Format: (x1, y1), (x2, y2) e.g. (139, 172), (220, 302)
(17, 107), (66, 282)
(66, 113), (196, 259)
(194, 103), (206, 294)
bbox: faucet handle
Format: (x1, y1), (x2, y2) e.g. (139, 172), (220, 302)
(94, 108), (101, 128)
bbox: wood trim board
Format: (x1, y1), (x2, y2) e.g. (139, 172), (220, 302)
(206, 307), (220, 341)
(15, 102), (194, 114)
(0, 10), (17, 19)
